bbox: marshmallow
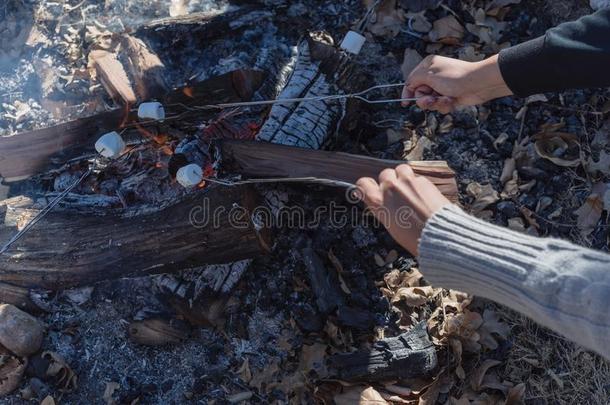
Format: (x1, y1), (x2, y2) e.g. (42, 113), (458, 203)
(176, 164), (203, 188)
(340, 31), (366, 55)
(95, 131), (126, 159)
(138, 102), (165, 121)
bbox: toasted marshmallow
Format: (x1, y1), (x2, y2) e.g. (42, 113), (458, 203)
(176, 164), (203, 188)
(138, 102), (165, 121)
(95, 131), (126, 159)
(340, 31), (366, 55)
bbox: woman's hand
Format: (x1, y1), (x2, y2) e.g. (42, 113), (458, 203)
(356, 164), (451, 256)
(403, 54), (513, 113)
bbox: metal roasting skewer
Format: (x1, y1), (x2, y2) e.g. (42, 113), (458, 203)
(0, 162), (96, 255)
(201, 176), (356, 189)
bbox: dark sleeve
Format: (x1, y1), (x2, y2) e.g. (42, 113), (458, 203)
(498, 9), (610, 97)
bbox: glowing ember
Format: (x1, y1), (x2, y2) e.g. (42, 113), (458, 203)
(183, 87), (194, 98)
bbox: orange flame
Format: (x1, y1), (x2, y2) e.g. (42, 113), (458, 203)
(183, 87), (194, 98)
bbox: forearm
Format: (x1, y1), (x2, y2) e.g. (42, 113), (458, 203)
(418, 205), (610, 359)
(498, 8), (610, 97)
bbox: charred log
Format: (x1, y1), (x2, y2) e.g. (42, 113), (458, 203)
(0, 185), (270, 290)
(300, 247), (345, 315)
(329, 322), (437, 382)
(218, 139), (459, 202)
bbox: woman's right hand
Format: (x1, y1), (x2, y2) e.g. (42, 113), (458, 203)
(403, 54), (513, 113)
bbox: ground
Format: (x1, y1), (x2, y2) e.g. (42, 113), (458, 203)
(0, 0), (609, 404)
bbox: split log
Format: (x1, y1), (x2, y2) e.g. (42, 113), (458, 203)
(255, 32), (355, 149)
(88, 34), (168, 105)
(0, 69), (265, 181)
(0, 185), (271, 290)
(218, 140), (459, 202)
(329, 322), (437, 382)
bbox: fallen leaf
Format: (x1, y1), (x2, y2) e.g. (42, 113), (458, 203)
(0, 348), (27, 396)
(128, 317), (190, 346)
(237, 358), (252, 383)
(405, 11), (432, 32)
(227, 391), (253, 403)
(500, 158), (516, 185)
(103, 381), (120, 405)
(428, 15), (465, 44)
(392, 286), (435, 306)
(466, 183), (500, 214)
(402, 49), (423, 80)
(504, 382), (526, 405)
(533, 132), (581, 167)
(335, 386), (388, 404)
(364, 0), (406, 38)
(40, 396), (56, 405)
(478, 309), (511, 350)
(300, 343), (328, 377)
(575, 193), (604, 238)
(587, 150), (610, 176)
(249, 360), (280, 391)
(41, 351), (78, 392)
(471, 359), (502, 392)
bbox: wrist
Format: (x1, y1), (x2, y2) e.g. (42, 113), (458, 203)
(471, 55), (513, 102)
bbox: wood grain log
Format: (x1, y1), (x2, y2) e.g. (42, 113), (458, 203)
(88, 34), (168, 105)
(219, 140), (459, 202)
(329, 322), (437, 382)
(0, 185), (270, 290)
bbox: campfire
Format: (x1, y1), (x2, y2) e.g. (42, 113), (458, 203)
(2, 0), (582, 403)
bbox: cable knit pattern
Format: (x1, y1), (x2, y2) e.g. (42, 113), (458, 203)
(418, 204), (610, 360)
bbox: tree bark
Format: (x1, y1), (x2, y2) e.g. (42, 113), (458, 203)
(0, 185), (270, 290)
(218, 140), (459, 202)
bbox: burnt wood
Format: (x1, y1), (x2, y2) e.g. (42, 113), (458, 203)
(0, 70), (265, 181)
(300, 247), (345, 315)
(0, 185), (270, 290)
(329, 322), (438, 382)
(219, 140), (459, 202)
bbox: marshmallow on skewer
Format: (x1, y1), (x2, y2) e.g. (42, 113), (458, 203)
(340, 31), (366, 55)
(138, 102), (165, 121)
(95, 131), (126, 159)
(176, 164), (204, 188)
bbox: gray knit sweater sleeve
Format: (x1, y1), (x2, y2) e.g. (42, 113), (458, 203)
(418, 204), (610, 360)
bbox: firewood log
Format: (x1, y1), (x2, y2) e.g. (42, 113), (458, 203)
(0, 185), (270, 290)
(329, 322), (438, 382)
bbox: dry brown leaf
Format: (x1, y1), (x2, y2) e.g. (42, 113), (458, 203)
(392, 286), (435, 306)
(0, 350), (27, 396)
(428, 15), (465, 44)
(449, 338), (465, 380)
(467, 183), (500, 214)
(587, 150), (610, 176)
(40, 396), (56, 405)
(364, 0), (406, 38)
(300, 343), (328, 376)
(41, 351), (78, 392)
(237, 358), (252, 383)
(335, 386), (389, 404)
(402, 49), (423, 80)
(501, 172), (519, 199)
(249, 360), (280, 391)
(504, 382), (526, 405)
(507, 217), (525, 232)
(418, 373), (453, 405)
(478, 310), (511, 350)
(500, 158), (516, 185)
(533, 132), (581, 167)
(471, 359), (502, 392)
(575, 193), (604, 238)
(405, 11), (432, 33)
(128, 318), (190, 346)
(103, 381), (120, 405)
